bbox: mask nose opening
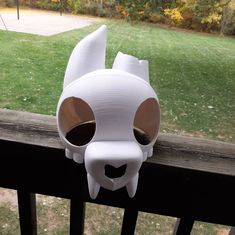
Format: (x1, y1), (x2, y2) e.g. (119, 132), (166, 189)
(105, 164), (127, 179)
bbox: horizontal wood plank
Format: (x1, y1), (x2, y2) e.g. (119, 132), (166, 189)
(0, 108), (61, 149)
(0, 108), (234, 176)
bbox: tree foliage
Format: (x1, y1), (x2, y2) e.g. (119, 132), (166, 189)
(1, 0), (235, 35)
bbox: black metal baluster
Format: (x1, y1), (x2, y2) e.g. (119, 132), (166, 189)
(17, 190), (37, 235)
(173, 218), (194, 235)
(70, 194), (86, 235)
(121, 206), (138, 235)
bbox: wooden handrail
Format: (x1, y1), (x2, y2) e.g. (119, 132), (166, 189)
(0, 108), (235, 234)
(0, 108), (234, 176)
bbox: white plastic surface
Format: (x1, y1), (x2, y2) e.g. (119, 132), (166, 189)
(56, 25), (160, 199)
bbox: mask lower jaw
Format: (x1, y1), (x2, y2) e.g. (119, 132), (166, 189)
(87, 173), (139, 199)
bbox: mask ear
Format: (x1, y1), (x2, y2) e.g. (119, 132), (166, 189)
(63, 25), (107, 88)
(112, 52), (149, 83)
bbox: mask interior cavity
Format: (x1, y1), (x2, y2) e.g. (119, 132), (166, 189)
(133, 98), (160, 145)
(58, 97), (96, 146)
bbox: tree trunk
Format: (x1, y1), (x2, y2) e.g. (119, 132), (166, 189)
(220, 0), (232, 35)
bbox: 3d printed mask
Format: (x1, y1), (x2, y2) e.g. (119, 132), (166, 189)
(56, 25), (160, 199)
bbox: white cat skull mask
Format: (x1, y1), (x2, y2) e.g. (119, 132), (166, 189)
(56, 25), (160, 199)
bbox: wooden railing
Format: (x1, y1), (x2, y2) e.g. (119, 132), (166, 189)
(0, 108), (234, 235)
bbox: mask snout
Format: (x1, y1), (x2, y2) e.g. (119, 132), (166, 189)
(85, 141), (143, 199)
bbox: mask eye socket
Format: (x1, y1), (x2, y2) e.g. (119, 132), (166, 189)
(133, 98), (160, 145)
(58, 97), (96, 146)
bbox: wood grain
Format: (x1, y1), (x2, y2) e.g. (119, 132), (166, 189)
(0, 108), (234, 176)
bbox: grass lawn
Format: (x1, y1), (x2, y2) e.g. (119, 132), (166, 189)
(0, 20), (234, 142)
(0, 193), (232, 235)
(0, 19), (234, 234)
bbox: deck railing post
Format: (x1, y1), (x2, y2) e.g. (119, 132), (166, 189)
(121, 206), (138, 235)
(17, 190), (37, 235)
(173, 218), (194, 235)
(70, 196), (86, 235)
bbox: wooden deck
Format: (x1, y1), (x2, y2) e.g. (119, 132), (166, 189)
(0, 108), (234, 234)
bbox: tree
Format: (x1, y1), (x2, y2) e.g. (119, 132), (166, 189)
(220, 0), (235, 34)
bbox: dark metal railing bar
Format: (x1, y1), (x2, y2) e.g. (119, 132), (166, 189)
(70, 197), (86, 235)
(17, 190), (37, 235)
(173, 218), (194, 235)
(121, 206), (138, 235)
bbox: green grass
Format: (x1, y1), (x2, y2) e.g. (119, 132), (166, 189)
(0, 203), (20, 234)
(0, 19), (235, 235)
(0, 20), (234, 142)
(0, 196), (232, 235)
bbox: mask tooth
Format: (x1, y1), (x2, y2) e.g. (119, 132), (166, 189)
(126, 173), (139, 198)
(143, 152), (148, 161)
(73, 153), (83, 163)
(87, 173), (100, 199)
(147, 147), (153, 158)
(65, 148), (73, 159)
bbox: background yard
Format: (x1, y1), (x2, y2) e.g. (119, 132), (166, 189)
(0, 20), (234, 142)
(0, 18), (234, 234)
